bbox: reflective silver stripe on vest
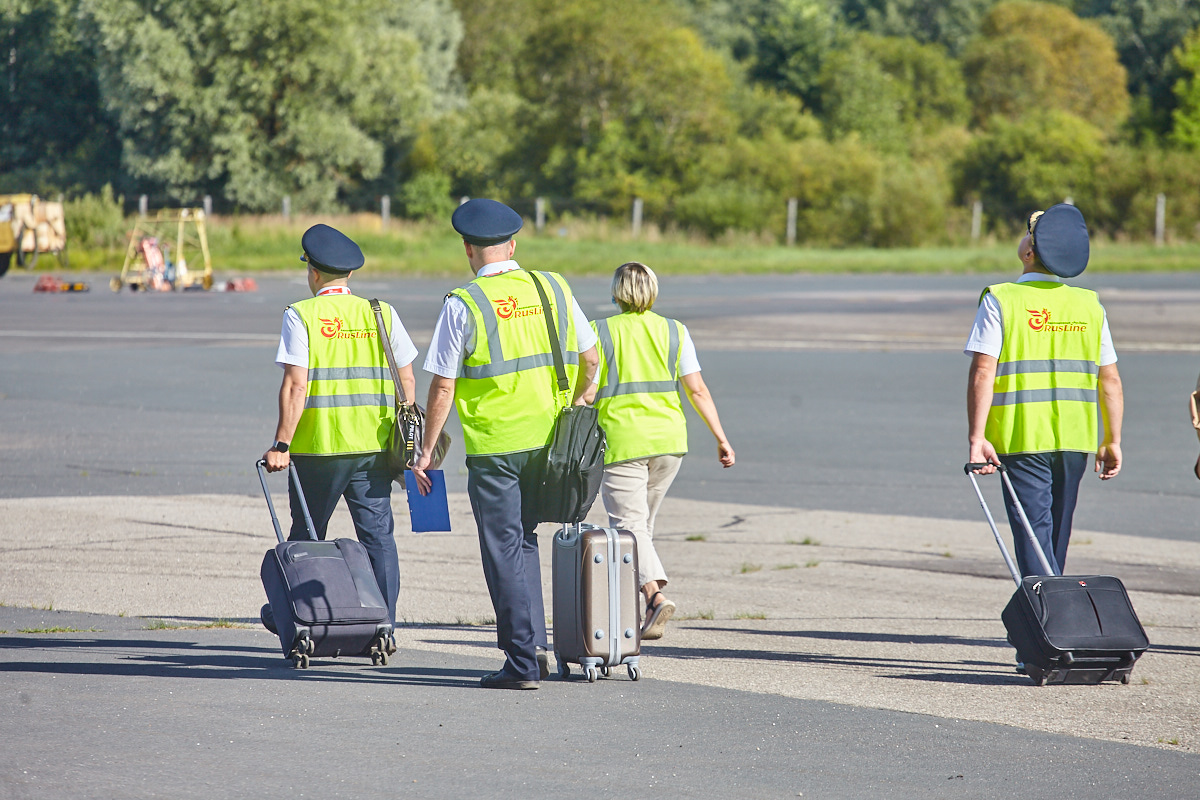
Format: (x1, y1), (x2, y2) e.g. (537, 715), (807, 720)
(595, 317), (679, 400)
(667, 319), (680, 382)
(995, 359), (1099, 378)
(463, 281), (504, 364)
(460, 272), (579, 380)
(607, 380), (679, 396)
(304, 392), (392, 410)
(595, 318), (618, 400)
(308, 366), (393, 382)
(992, 388), (1098, 406)
(535, 271), (569, 345)
(462, 350), (579, 379)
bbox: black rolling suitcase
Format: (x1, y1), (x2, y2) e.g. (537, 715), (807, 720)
(966, 463), (1148, 686)
(257, 459), (394, 669)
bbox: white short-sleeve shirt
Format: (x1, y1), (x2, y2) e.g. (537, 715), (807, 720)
(424, 261), (599, 379)
(676, 323), (701, 376)
(963, 273), (1117, 366)
(275, 288), (419, 369)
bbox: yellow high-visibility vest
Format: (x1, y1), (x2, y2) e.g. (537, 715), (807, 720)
(450, 270), (579, 456)
(985, 281), (1104, 454)
(290, 295), (394, 455)
(592, 311), (689, 464)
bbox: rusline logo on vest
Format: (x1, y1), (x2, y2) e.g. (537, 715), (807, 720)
(494, 296), (544, 321)
(1025, 308), (1087, 333)
(318, 316), (378, 340)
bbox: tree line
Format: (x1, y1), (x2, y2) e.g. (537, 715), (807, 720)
(6, 0), (1200, 246)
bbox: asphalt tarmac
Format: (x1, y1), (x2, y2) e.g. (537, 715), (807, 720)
(4, 607), (1198, 800)
(1, 270), (1197, 539)
(1, 268), (1199, 797)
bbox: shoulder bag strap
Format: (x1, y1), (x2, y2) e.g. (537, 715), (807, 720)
(369, 298), (408, 405)
(529, 272), (570, 393)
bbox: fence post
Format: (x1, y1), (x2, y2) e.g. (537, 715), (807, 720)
(535, 197), (546, 233)
(632, 197), (643, 238)
(1155, 193), (1166, 247)
(203, 195), (212, 216)
(971, 200), (982, 242)
(786, 198), (798, 246)
(138, 195), (148, 216)
(282, 196), (291, 220)
(381, 196), (391, 230)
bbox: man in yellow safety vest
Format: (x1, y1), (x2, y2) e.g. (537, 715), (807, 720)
(412, 199), (598, 689)
(261, 224), (418, 638)
(966, 205), (1123, 578)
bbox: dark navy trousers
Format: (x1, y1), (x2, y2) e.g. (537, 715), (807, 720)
(998, 451), (1089, 577)
(466, 447), (549, 682)
(288, 453), (399, 625)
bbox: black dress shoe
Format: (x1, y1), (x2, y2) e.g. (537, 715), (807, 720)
(260, 603), (278, 635)
(480, 670), (539, 690)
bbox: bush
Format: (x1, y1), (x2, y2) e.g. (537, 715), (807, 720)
(789, 137), (885, 246)
(673, 181), (775, 238)
(399, 172), (455, 220)
(873, 160), (950, 247)
(64, 185), (128, 250)
(1091, 147), (1200, 241)
(956, 111), (1105, 228)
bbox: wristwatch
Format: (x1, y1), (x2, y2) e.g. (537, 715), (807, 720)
(272, 441), (289, 453)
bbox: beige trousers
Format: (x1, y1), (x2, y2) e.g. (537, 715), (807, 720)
(600, 455), (683, 589)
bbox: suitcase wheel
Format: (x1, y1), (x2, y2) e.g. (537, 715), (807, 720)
(292, 653), (310, 669)
(585, 666), (599, 683)
(367, 632), (392, 666)
(628, 665), (641, 681)
(1025, 666), (1045, 686)
(600, 666), (611, 678)
(1121, 673), (1130, 685)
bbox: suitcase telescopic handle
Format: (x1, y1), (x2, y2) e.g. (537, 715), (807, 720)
(964, 463), (1056, 582)
(256, 459), (319, 544)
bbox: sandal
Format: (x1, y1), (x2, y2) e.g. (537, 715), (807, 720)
(642, 590), (675, 641)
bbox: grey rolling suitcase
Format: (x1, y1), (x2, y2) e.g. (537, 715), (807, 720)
(552, 523), (642, 682)
(257, 459), (394, 669)
(966, 463), (1148, 686)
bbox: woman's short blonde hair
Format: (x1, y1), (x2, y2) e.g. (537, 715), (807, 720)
(611, 262), (658, 313)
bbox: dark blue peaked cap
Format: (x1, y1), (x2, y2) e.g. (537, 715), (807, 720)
(301, 224), (364, 272)
(452, 198), (523, 246)
(1030, 204), (1089, 278)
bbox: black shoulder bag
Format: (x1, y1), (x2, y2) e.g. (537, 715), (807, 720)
(370, 299), (451, 481)
(528, 273), (606, 523)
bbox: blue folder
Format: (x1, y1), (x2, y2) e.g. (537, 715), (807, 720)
(404, 469), (451, 532)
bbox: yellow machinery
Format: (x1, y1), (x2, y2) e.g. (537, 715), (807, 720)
(0, 194), (68, 274)
(111, 207), (213, 292)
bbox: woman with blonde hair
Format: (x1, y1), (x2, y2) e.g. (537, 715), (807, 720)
(591, 262), (735, 640)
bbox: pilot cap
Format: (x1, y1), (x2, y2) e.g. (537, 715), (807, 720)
(301, 224), (364, 272)
(452, 198), (523, 246)
(1029, 204), (1089, 278)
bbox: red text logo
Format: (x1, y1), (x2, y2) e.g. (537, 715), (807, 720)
(494, 296), (542, 321)
(318, 315), (376, 340)
(495, 296), (519, 320)
(1026, 308), (1051, 331)
(1026, 308), (1087, 333)
(320, 316), (343, 338)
